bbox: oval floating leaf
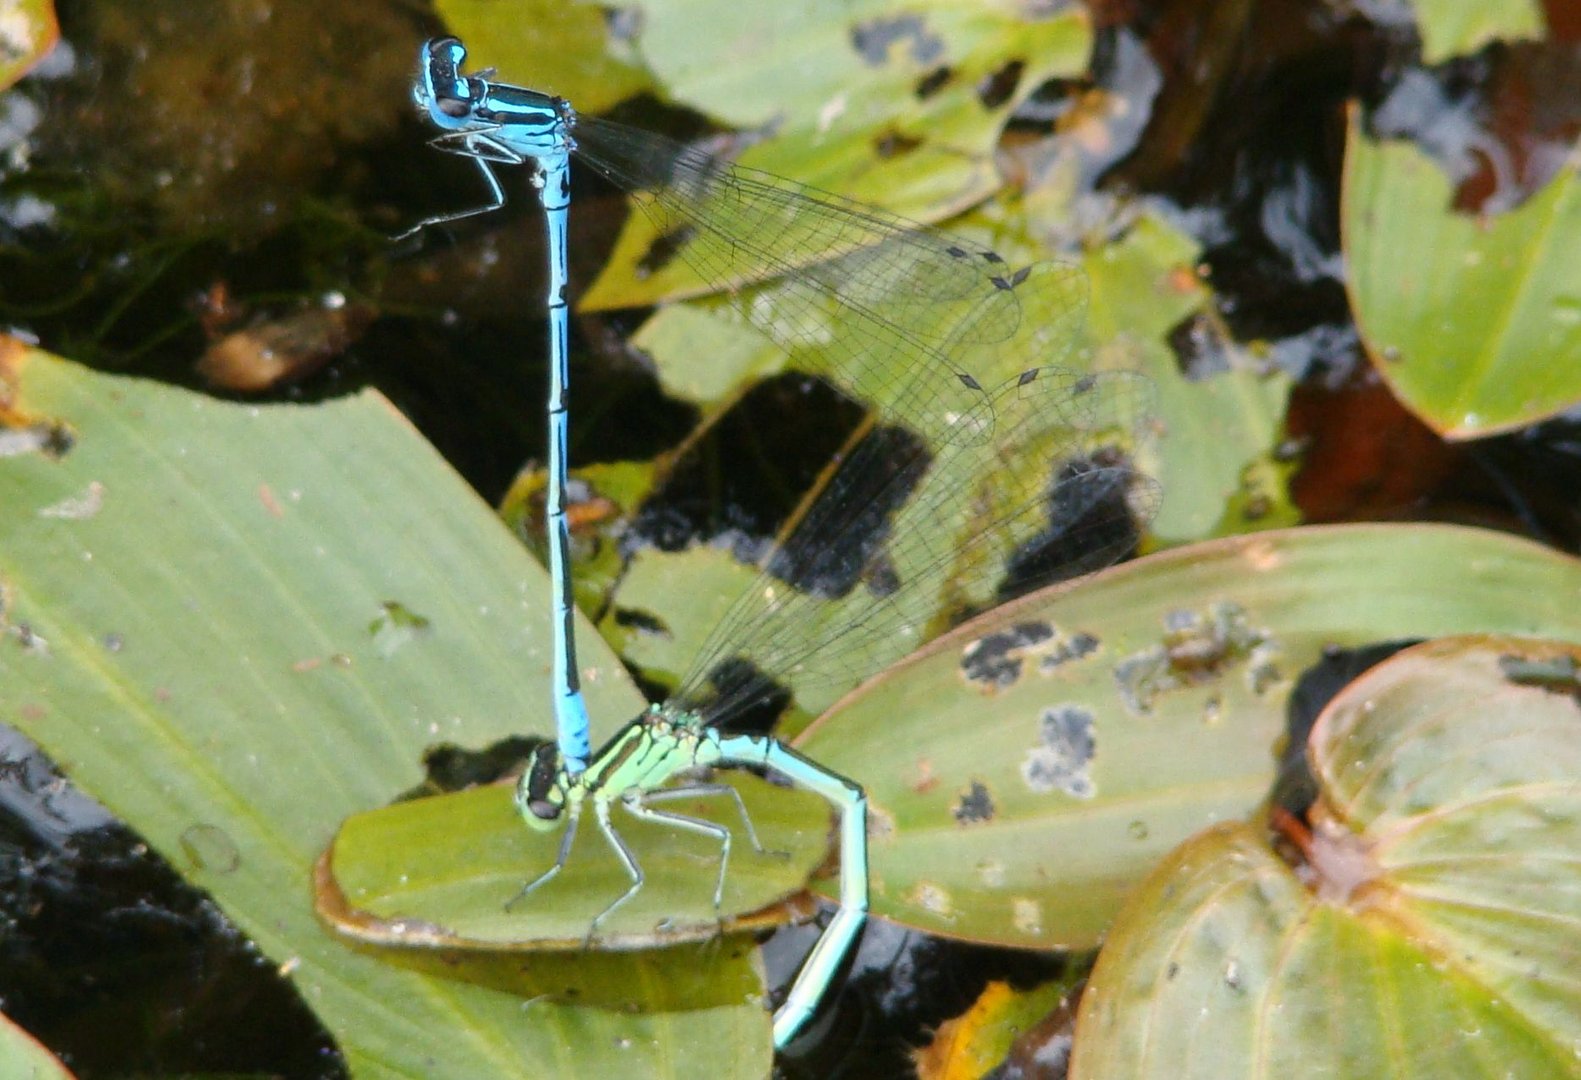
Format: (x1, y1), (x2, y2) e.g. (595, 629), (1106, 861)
(797, 523), (1581, 950)
(320, 777), (829, 949)
(1070, 635), (1581, 1078)
(317, 777), (828, 1016)
(1345, 117), (1581, 438)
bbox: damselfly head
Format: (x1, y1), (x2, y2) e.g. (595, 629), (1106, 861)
(515, 743), (566, 829)
(413, 37), (478, 125)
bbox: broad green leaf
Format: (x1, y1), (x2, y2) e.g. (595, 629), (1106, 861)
(0, 0), (57, 92)
(1345, 120), (1581, 438)
(431, 0), (651, 111)
(582, 0), (1091, 309)
(0, 1010), (73, 1080)
(0, 350), (769, 1076)
(796, 523), (1581, 949)
(1413, 0), (1544, 65)
(1070, 635), (1581, 1078)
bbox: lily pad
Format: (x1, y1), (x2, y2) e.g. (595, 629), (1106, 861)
(1070, 634), (1581, 1078)
(0, 350), (768, 1075)
(796, 523), (1581, 949)
(1344, 117), (1581, 438)
(1308, 635), (1581, 1048)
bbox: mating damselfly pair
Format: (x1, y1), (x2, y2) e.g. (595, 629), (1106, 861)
(404, 36), (1156, 1048)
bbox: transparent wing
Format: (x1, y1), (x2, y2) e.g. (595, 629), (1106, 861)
(574, 116), (1061, 442)
(567, 121), (1158, 726)
(663, 351), (1160, 729)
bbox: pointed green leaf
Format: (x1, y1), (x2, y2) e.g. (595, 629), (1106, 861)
(0, 351), (769, 1076)
(1345, 120), (1581, 437)
(602, 547), (762, 697)
(914, 976), (1079, 1077)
